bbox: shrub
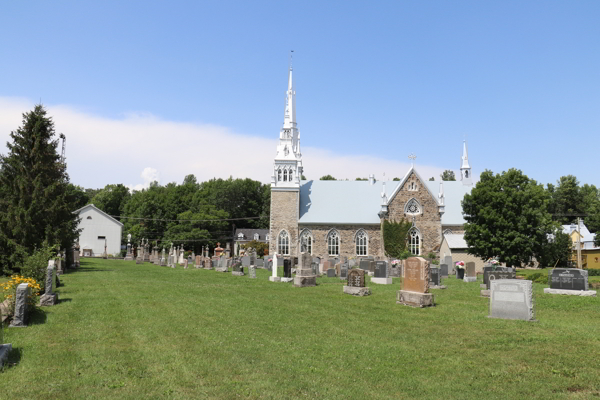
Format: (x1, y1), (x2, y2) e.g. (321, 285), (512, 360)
(526, 272), (548, 285)
(587, 269), (600, 276)
(18, 244), (58, 292)
(383, 219), (412, 259)
(1, 275), (42, 316)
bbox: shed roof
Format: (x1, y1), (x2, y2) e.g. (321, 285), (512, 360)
(72, 204), (124, 226)
(443, 233), (468, 249)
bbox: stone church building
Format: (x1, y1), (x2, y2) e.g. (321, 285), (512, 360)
(269, 66), (474, 261)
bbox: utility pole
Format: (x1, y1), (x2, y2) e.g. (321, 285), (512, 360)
(577, 217), (582, 269)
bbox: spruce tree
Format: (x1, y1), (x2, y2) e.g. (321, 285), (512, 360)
(0, 105), (79, 273)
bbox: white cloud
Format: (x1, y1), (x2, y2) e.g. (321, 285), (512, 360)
(0, 96), (449, 188)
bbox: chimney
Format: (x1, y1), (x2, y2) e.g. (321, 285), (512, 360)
(369, 174), (375, 185)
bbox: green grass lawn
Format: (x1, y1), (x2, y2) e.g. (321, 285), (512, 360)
(1, 259), (599, 400)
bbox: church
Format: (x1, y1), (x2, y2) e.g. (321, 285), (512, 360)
(268, 65), (474, 263)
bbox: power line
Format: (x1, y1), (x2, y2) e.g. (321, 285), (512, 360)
(110, 215), (267, 222)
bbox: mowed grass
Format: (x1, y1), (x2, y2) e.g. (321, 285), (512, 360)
(1, 259), (599, 400)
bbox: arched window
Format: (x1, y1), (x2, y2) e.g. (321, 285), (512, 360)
(253, 233), (259, 240)
(283, 169), (288, 182)
(87, 216), (92, 219)
(408, 228), (420, 255)
(355, 229), (368, 256)
(300, 229), (313, 254)
(465, 170), (469, 178)
(289, 169), (294, 182)
(277, 169), (282, 181)
(278, 230), (290, 255)
(327, 230), (340, 256)
(404, 198), (421, 215)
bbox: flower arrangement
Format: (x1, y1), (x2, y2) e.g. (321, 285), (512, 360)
(391, 259), (401, 266)
(1, 275), (42, 316)
(455, 261), (465, 269)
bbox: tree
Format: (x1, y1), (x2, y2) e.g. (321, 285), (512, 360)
(393, 177), (401, 181)
(440, 170), (456, 181)
(429, 177), (434, 181)
(0, 105), (79, 273)
(301, 174), (306, 180)
(548, 175), (582, 224)
(91, 184), (131, 220)
(462, 169), (555, 268)
(382, 219), (413, 259)
(320, 175), (336, 181)
(355, 177), (367, 181)
(537, 230), (572, 268)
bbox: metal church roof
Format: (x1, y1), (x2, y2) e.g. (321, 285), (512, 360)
(424, 180), (472, 225)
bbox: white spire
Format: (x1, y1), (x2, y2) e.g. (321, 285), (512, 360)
(461, 140), (470, 169)
(272, 57), (302, 189)
(460, 139), (472, 186)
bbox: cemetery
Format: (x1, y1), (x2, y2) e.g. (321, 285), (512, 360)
(1, 255), (599, 399)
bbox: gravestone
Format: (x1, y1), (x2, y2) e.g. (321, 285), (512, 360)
(489, 280), (535, 321)
(348, 258), (357, 268)
(249, 265), (257, 279)
(312, 257), (321, 265)
(256, 259), (264, 267)
(266, 259), (272, 272)
(444, 256), (454, 275)
(327, 269), (336, 278)
(250, 252), (256, 266)
(397, 257), (434, 307)
(277, 257), (284, 267)
(340, 265), (348, 280)
(40, 261), (59, 306)
(359, 260), (370, 271)
(372, 261), (392, 284)
(269, 253), (281, 282)
(311, 262), (318, 276)
(294, 252), (316, 287)
(343, 269), (371, 296)
(429, 267), (446, 289)
(204, 257), (213, 270)
(195, 255), (202, 268)
(463, 262), (477, 282)
(183, 259), (188, 269)
(281, 259), (293, 282)
(9, 283), (30, 327)
(232, 261), (244, 276)
(242, 256), (251, 267)
(483, 266), (512, 286)
(481, 270), (516, 297)
(216, 255), (228, 272)
(544, 269), (596, 296)
(440, 263), (448, 278)
(322, 260), (331, 273)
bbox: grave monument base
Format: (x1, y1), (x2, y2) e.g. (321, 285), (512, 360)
(371, 277), (393, 285)
(269, 276), (281, 282)
(293, 276), (316, 287)
(430, 285), (447, 290)
(39, 293), (58, 306)
(480, 284), (487, 289)
(367, 271), (374, 277)
(0, 344), (12, 367)
(124, 256), (133, 261)
(216, 268), (228, 273)
(396, 290), (434, 307)
(232, 271), (244, 276)
(480, 289), (490, 297)
(463, 277), (477, 283)
(280, 277), (293, 283)
(343, 286), (371, 296)
(543, 288), (596, 297)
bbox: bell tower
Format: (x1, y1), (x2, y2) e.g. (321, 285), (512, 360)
(460, 140), (472, 186)
(269, 60), (302, 257)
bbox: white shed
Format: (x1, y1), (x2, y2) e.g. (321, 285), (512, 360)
(73, 204), (123, 257)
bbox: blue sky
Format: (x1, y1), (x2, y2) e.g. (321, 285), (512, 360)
(0, 1), (599, 189)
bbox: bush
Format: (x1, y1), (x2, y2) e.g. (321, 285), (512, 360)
(587, 269), (600, 276)
(383, 219), (412, 259)
(526, 272), (548, 285)
(18, 244), (58, 292)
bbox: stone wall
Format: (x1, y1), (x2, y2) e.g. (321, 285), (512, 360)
(298, 224), (382, 260)
(386, 171), (442, 257)
(269, 190), (299, 256)
(450, 250), (486, 273)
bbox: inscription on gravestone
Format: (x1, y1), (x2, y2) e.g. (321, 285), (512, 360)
(486, 270), (516, 290)
(429, 267), (441, 287)
(283, 259), (292, 278)
(403, 257), (429, 293)
(347, 269), (365, 287)
(549, 268), (589, 291)
(489, 280), (535, 321)
(374, 261), (388, 278)
(327, 269), (336, 278)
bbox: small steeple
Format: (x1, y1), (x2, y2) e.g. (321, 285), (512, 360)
(460, 139), (472, 186)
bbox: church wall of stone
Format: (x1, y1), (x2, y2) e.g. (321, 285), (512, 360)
(269, 190), (299, 256)
(298, 224), (382, 260)
(386, 171), (442, 256)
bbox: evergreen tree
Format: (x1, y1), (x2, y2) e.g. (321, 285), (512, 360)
(0, 105), (79, 273)
(440, 170), (456, 181)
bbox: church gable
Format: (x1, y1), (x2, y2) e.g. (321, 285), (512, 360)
(386, 169), (440, 221)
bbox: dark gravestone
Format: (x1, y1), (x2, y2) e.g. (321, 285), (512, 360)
(283, 259), (292, 278)
(340, 265), (348, 279)
(429, 267), (441, 286)
(327, 269), (336, 278)
(486, 270), (516, 290)
(483, 266), (512, 286)
(266, 260), (272, 272)
(549, 268), (589, 291)
(374, 261), (388, 278)
(440, 264), (448, 278)
(359, 260), (369, 270)
(312, 257), (321, 265)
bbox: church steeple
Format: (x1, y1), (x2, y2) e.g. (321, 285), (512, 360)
(271, 61), (303, 189)
(460, 140), (472, 186)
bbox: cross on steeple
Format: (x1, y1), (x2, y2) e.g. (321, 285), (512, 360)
(408, 154), (416, 167)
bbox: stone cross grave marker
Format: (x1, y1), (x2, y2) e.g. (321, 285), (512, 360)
(397, 257), (434, 307)
(489, 279), (535, 321)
